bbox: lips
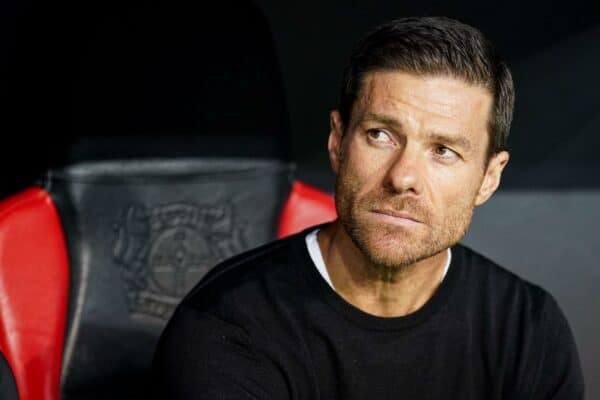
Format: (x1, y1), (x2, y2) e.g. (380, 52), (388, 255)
(370, 209), (423, 224)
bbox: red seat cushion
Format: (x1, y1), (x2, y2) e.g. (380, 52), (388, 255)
(0, 188), (69, 400)
(278, 180), (337, 238)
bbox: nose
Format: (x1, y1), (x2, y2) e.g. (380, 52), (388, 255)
(383, 142), (423, 195)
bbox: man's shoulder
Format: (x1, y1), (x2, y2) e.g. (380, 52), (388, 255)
(453, 244), (583, 397)
(179, 231), (306, 314)
(454, 243), (554, 321)
(153, 234), (309, 399)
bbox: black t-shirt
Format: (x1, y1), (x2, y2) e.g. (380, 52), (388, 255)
(153, 227), (584, 399)
(0, 351), (18, 400)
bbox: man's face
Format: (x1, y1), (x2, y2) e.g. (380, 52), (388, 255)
(328, 71), (509, 268)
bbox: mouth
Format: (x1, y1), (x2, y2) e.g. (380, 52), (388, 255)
(370, 209), (423, 226)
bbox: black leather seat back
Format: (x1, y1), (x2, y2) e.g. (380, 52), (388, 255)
(46, 158), (292, 399)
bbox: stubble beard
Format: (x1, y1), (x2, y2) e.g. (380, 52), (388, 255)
(335, 167), (475, 272)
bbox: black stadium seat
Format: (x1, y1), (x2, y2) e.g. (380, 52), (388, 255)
(0, 1), (336, 399)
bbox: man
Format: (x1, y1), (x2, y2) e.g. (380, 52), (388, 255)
(153, 16), (584, 399)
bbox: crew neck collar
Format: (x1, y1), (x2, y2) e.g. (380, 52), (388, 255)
(291, 225), (463, 331)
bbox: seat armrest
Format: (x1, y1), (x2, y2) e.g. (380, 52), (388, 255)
(278, 180), (337, 238)
(0, 188), (69, 400)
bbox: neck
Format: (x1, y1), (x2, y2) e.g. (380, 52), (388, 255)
(318, 221), (449, 317)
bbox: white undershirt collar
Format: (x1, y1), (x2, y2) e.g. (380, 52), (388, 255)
(305, 228), (452, 291)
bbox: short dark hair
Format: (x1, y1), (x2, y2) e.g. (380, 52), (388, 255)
(339, 16), (514, 159)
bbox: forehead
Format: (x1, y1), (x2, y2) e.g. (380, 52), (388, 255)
(354, 71), (493, 144)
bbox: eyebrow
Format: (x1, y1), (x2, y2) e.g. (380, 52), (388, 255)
(428, 133), (474, 153)
(361, 112), (474, 153)
(362, 112), (403, 130)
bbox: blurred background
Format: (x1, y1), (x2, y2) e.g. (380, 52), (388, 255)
(1, 0), (598, 398)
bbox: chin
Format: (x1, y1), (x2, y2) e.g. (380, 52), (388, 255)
(344, 218), (439, 269)
(370, 240), (438, 269)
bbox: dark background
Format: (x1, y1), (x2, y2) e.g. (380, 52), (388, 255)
(2, 0), (600, 195)
(1, 0), (598, 397)
(255, 1), (600, 191)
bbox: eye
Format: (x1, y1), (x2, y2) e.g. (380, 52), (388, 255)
(433, 145), (459, 161)
(366, 129), (394, 145)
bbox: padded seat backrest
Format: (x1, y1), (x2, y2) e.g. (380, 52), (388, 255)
(48, 158), (292, 399)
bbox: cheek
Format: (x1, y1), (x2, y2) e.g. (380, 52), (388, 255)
(427, 167), (483, 211)
(340, 144), (388, 195)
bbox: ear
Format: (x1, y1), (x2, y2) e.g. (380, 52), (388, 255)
(328, 110), (345, 174)
(474, 151), (509, 206)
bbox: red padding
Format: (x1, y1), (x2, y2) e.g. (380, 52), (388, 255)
(0, 188), (69, 400)
(278, 180), (337, 238)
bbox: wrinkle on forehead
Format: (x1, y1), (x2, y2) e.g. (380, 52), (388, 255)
(354, 71), (492, 134)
